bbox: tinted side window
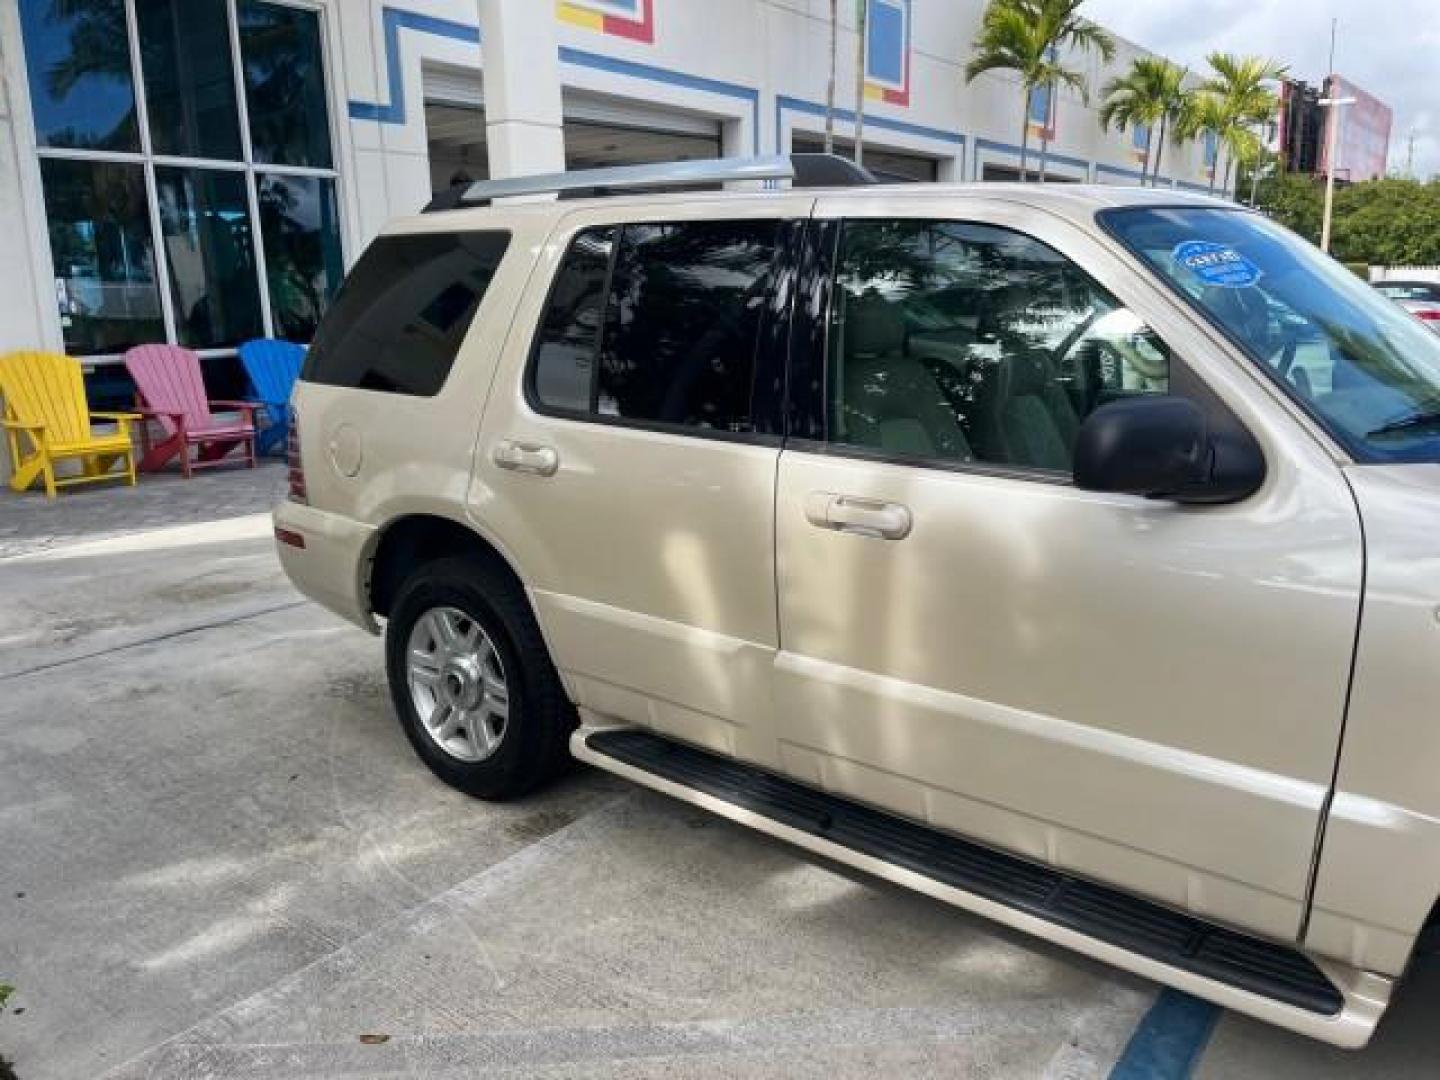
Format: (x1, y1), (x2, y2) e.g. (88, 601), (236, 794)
(531, 227), (615, 413)
(303, 231), (510, 396)
(598, 220), (780, 432)
(828, 219), (1170, 474)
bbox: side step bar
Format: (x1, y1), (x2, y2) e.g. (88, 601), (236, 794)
(573, 725), (1392, 1049)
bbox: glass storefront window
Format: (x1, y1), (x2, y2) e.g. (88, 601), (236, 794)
(19, 0), (140, 152)
(23, 1), (343, 358)
(258, 174), (344, 340)
(155, 168), (263, 349)
(135, 0), (243, 161)
(238, 1), (334, 169)
(39, 159), (164, 354)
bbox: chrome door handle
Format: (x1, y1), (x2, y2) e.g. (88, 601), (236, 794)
(493, 439), (559, 476)
(803, 492), (912, 540)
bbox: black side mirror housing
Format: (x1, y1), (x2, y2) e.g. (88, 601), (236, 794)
(1074, 396), (1263, 504)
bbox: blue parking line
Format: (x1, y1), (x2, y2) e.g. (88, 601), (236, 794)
(1109, 989), (1222, 1080)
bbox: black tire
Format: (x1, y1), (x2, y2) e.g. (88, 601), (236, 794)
(385, 555), (575, 800)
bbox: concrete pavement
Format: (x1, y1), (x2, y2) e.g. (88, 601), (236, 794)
(1, 467), (1437, 1078)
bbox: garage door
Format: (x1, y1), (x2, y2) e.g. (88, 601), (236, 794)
(792, 135), (939, 183)
(424, 71), (723, 193)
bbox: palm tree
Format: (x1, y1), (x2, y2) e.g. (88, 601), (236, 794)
(1099, 58), (1190, 186)
(966, 0), (1114, 182)
(1243, 145), (1275, 206)
(1175, 91), (1225, 194)
(1220, 126), (1266, 200)
(1201, 53), (1286, 197)
(824, 0), (838, 154)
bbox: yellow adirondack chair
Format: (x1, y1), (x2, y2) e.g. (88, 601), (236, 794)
(0, 351), (139, 499)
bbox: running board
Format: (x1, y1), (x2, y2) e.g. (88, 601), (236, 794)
(573, 725), (1392, 1049)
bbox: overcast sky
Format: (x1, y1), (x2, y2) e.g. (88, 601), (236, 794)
(1082, 0), (1438, 179)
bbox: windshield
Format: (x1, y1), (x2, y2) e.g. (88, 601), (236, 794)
(1101, 206), (1440, 464)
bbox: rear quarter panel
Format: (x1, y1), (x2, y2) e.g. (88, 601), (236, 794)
(291, 212), (553, 534)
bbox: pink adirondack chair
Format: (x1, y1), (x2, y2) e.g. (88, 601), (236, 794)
(124, 344), (258, 477)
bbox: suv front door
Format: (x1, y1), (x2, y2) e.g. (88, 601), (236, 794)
(772, 196), (1364, 941)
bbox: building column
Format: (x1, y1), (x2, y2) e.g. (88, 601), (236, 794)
(1, 14), (52, 487)
(477, 0), (566, 178)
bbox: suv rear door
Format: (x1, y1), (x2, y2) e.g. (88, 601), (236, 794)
(772, 194), (1364, 942)
(472, 198), (809, 768)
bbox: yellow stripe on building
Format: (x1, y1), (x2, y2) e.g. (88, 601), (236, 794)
(557, 2), (605, 30)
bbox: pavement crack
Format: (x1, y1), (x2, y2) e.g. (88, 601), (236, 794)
(0, 600), (308, 683)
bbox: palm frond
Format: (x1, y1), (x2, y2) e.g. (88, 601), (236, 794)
(966, 0), (1109, 99)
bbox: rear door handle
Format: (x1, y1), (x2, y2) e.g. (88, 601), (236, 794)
(803, 492), (912, 540)
(493, 439), (559, 476)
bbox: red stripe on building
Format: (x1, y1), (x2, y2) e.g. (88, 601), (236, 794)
(603, 0), (654, 42)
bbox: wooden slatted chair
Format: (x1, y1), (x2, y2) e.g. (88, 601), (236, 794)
(237, 339), (305, 456)
(124, 344), (258, 477)
(0, 350), (139, 500)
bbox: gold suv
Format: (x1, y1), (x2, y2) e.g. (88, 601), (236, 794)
(275, 155), (1440, 1048)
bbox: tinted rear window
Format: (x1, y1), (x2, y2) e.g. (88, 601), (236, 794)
(302, 231), (510, 395)
(599, 220), (779, 431)
(530, 219), (783, 434)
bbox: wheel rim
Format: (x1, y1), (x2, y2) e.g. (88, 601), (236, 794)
(406, 606), (509, 763)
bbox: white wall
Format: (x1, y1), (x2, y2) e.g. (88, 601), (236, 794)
(0, 2), (46, 358)
(334, 0), (1226, 240)
(0, 2), (47, 483)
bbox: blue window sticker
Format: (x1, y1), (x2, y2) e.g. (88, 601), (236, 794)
(1173, 240), (1263, 288)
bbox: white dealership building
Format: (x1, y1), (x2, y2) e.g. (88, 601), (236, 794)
(0, 0), (1223, 446)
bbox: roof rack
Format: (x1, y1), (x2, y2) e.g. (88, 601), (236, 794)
(423, 152), (876, 212)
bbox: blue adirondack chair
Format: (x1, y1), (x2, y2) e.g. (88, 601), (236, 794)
(238, 339), (305, 455)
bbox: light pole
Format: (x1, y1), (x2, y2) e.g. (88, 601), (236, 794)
(1319, 90), (1355, 254)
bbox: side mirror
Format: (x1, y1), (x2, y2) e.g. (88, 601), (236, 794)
(1074, 397), (1230, 503)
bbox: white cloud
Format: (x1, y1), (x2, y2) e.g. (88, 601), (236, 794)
(1081, 0), (1440, 179)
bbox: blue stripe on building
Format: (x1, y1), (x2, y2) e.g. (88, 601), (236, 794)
(774, 95), (965, 156)
(560, 47), (762, 154)
(348, 7), (481, 124)
(972, 136), (1089, 179)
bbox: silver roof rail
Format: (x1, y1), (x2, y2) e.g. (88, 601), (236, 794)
(455, 154), (795, 207)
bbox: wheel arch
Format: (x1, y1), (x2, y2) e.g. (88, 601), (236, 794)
(368, 513), (530, 622)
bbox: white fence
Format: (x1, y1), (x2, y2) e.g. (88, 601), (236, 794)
(1370, 265), (1440, 283)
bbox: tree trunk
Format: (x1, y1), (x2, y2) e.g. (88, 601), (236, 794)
(1018, 87), (1032, 182)
(1223, 155), (1235, 199)
(853, 0), (866, 167)
(1141, 128), (1152, 189)
(824, 0), (837, 154)
(1151, 116), (1167, 187)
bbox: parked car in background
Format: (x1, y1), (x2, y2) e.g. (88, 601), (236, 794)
(276, 159), (1440, 1050)
(1373, 280), (1440, 330)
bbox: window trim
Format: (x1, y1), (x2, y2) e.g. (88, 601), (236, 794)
(785, 436), (1075, 487)
(521, 217), (801, 447)
(797, 214), (1242, 488)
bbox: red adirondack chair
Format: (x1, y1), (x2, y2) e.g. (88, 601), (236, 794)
(124, 344), (259, 476)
